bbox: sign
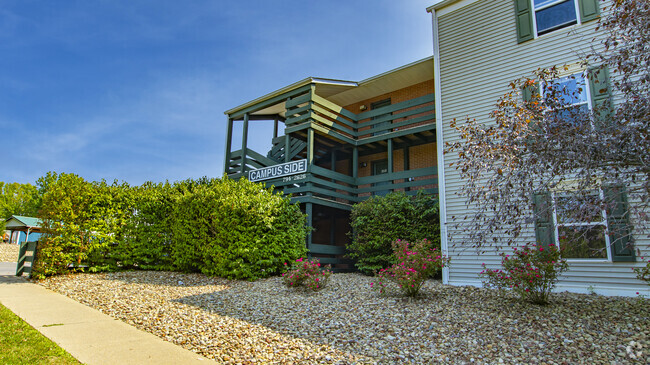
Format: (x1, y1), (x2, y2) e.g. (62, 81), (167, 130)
(248, 159), (308, 182)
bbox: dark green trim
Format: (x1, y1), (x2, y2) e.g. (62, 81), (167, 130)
(532, 192), (555, 248)
(309, 244), (346, 255)
(604, 185), (635, 262)
(579, 0), (600, 22)
(241, 113), (249, 173)
(589, 66), (613, 130)
(306, 202), (313, 251)
(228, 84), (312, 120)
(514, 0), (534, 44)
(224, 118), (233, 175)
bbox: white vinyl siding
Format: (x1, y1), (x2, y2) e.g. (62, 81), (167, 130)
(435, 0), (649, 296)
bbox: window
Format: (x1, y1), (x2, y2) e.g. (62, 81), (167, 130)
(515, 0), (600, 43)
(533, 0), (577, 35)
(552, 190), (608, 259)
(533, 186), (635, 262)
(542, 72), (591, 127)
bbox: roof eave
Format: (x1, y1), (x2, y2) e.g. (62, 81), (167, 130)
(224, 77), (358, 116)
(426, 0), (460, 12)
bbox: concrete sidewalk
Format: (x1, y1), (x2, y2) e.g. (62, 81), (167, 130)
(0, 269), (210, 365)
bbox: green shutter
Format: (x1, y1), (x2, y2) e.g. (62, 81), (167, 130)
(579, 0), (600, 23)
(514, 0), (534, 44)
(589, 67), (613, 130)
(533, 192), (556, 248)
(522, 81), (540, 103)
(604, 185), (635, 262)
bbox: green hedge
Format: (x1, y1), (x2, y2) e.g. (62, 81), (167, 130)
(31, 173), (308, 280)
(347, 191), (441, 275)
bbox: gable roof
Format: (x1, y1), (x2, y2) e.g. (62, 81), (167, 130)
(5, 215), (42, 230)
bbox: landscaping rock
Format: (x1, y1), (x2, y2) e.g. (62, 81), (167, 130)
(0, 243), (19, 262)
(39, 271), (649, 364)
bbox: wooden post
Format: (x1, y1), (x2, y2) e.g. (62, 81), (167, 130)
(306, 128), (314, 196)
(306, 202), (313, 254)
(330, 149), (336, 182)
(224, 117), (233, 175)
(285, 133), (291, 163)
(352, 147), (358, 179)
(307, 128), (314, 166)
(387, 138), (393, 174)
(241, 113), (249, 175)
(404, 146), (410, 192)
(388, 139), (394, 193)
(273, 115), (279, 139)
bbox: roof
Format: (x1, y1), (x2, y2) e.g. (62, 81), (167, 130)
(224, 56), (434, 117)
(5, 215), (42, 229)
(426, 0), (461, 12)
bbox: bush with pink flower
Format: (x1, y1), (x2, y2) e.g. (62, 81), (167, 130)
(371, 239), (449, 297)
(633, 256), (650, 285)
(480, 244), (568, 305)
(281, 257), (332, 291)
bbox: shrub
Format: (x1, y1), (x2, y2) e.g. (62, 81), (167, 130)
(32, 173), (121, 278)
(371, 239), (449, 297)
(348, 191), (440, 274)
(31, 173), (308, 281)
(169, 177), (308, 280)
(109, 182), (175, 271)
(480, 244), (568, 305)
(282, 258), (332, 291)
(634, 256), (650, 284)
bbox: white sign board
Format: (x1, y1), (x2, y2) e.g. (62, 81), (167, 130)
(248, 159), (308, 182)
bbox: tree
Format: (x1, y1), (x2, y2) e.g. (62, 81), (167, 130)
(445, 0), (649, 253)
(0, 182), (40, 233)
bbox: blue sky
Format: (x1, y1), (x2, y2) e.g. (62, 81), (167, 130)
(1, 1), (433, 185)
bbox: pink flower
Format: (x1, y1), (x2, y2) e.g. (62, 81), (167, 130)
(296, 258), (303, 262)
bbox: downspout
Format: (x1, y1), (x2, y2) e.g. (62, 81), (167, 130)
(429, 6), (450, 285)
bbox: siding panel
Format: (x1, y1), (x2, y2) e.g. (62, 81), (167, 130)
(436, 0), (649, 296)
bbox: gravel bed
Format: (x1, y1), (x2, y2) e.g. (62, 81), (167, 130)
(0, 243), (19, 262)
(39, 271), (648, 364)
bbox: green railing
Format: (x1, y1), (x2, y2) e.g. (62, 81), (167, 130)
(285, 92), (435, 144)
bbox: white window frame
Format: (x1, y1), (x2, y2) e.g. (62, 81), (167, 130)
(531, 0), (582, 38)
(551, 188), (612, 262)
(539, 70), (594, 129)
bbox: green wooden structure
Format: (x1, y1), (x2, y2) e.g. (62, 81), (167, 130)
(5, 215), (42, 277)
(224, 58), (437, 268)
(16, 241), (37, 277)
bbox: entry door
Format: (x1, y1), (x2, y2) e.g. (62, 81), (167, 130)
(372, 159), (390, 196)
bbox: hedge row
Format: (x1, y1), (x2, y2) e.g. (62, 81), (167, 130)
(32, 173), (308, 280)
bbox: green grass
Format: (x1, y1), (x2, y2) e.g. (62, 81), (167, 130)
(0, 302), (81, 365)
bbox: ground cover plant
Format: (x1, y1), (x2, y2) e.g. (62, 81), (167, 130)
(371, 239), (449, 297)
(281, 257), (332, 291)
(480, 244), (569, 305)
(348, 191), (440, 274)
(0, 303), (80, 364)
